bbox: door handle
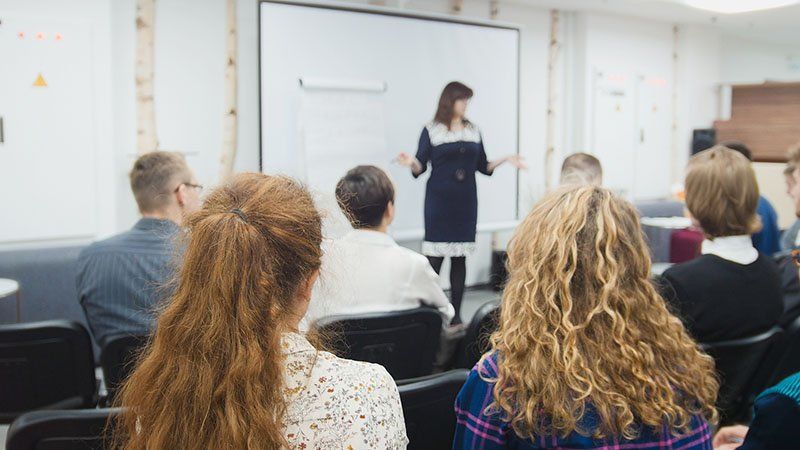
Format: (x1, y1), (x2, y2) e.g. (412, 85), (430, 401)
(0, 116), (4, 144)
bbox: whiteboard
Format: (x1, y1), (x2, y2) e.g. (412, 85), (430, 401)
(259, 1), (520, 239)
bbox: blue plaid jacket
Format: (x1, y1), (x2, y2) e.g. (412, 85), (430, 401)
(453, 352), (713, 450)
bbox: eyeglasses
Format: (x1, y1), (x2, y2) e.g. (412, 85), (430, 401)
(174, 182), (203, 193)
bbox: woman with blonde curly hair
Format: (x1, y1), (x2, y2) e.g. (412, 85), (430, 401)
(453, 185), (718, 449)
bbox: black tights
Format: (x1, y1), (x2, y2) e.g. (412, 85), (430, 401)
(427, 256), (466, 325)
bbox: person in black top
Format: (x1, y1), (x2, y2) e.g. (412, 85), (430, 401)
(712, 371), (800, 450)
(395, 81), (524, 324)
(659, 146), (782, 343)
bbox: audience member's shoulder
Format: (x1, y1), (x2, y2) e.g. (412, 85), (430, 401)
(474, 351), (500, 379)
(316, 349), (395, 387)
(80, 222), (177, 260)
(395, 244), (430, 265)
(758, 195), (778, 212)
(754, 252), (780, 270)
(760, 372), (800, 404)
(662, 255), (716, 278)
(79, 230), (136, 259)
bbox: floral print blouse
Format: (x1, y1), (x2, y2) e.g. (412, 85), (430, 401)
(281, 333), (408, 449)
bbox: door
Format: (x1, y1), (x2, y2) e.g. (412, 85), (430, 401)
(591, 68), (636, 198)
(0, 15), (96, 243)
(634, 74), (672, 200)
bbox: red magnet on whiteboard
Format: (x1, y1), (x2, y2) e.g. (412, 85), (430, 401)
(17, 31), (24, 39)
(54, 33), (63, 41)
(36, 32), (45, 40)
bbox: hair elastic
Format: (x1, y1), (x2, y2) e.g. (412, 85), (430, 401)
(230, 208), (248, 223)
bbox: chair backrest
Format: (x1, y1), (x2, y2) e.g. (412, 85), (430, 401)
(100, 334), (148, 402)
(397, 369), (469, 450)
(767, 315), (800, 386)
(701, 326), (784, 424)
(0, 320), (97, 423)
(6, 408), (122, 450)
(315, 308), (442, 380)
(454, 300), (499, 369)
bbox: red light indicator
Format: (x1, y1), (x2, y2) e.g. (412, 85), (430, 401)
(607, 73), (627, 83)
(36, 32), (45, 40)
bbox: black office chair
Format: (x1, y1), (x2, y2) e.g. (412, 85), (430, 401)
(0, 320), (97, 423)
(397, 369), (469, 450)
(766, 315), (800, 386)
(5, 408), (122, 450)
(701, 326), (784, 424)
(100, 334), (148, 403)
(454, 300), (499, 369)
(315, 308), (442, 379)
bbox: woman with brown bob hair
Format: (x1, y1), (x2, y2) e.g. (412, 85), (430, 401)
(113, 173), (407, 449)
(453, 185), (718, 449)
(660, 146), (783, 343)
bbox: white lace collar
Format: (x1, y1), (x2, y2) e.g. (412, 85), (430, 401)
(426, 121), (481, 146)
(701, 235), (758, 265)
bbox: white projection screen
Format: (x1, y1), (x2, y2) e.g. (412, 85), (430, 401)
(259, 1), (520, 239)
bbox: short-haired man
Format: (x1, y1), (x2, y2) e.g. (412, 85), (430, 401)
(559, 152), (603, 186)
(77, 151), (202, 347)
(721, 141), (781, 256)
(305, 165), (455, 326)
(781, 162), (800, 251)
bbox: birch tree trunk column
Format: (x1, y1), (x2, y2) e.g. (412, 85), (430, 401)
(544, 9), (560, 191)
(135, 0), (158, 155)
(219, 0), (238, 182)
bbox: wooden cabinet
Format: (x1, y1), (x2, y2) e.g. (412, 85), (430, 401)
(714, 82), (800, 162)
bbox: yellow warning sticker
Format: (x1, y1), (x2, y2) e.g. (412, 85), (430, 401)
(33, 73), (47, 87)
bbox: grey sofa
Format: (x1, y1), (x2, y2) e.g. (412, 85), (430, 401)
(0, 246), (101, 359)
(0, 246), (87, 325)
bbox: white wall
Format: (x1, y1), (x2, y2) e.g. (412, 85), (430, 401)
(720, 35), (800, 84)
(110, 0), (262, 231)
(673, 25), (721, 184)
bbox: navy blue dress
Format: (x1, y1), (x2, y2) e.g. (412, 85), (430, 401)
(414, 122), (493, 257)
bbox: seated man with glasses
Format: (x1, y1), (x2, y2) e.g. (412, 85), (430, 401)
(77, 151), (202, 348)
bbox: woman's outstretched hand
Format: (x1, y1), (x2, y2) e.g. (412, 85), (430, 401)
(506, 154), (527, 170)
(395, 152), (417, 167)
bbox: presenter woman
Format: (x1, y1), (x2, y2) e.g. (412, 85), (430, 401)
(396, 81), (524, 325)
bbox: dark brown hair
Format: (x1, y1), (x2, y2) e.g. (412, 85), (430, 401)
(113, 173), (323, 449)
(335, 165), (395, 229)
(434, 81), (473, 128)
(720, 141), (752, 161)
(129, 151), (192, 213)
(686, 146), (760, 238)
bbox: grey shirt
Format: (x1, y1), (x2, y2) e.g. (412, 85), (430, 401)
(76, 218), (179, 348)
(781, 219), (800, 251)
